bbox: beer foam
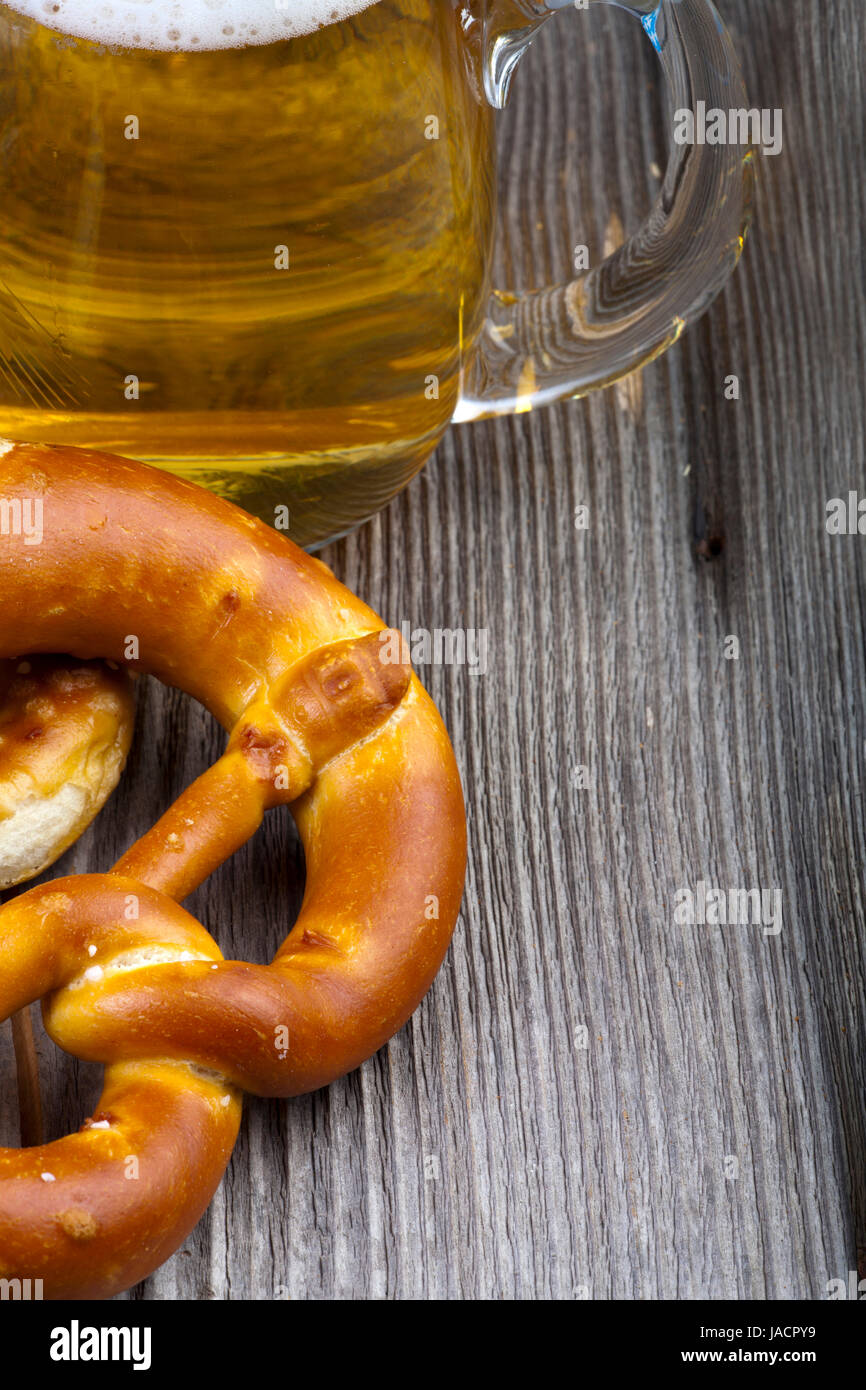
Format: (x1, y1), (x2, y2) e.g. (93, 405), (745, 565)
(4, 1), (376, 49)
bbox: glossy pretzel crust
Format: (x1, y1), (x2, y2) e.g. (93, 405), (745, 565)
(0, 440), (466, 1298)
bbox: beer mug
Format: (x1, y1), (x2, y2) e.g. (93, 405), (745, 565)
(0, 0), (752, 548)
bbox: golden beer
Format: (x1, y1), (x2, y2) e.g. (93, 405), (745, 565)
(0, 0), (495, 545)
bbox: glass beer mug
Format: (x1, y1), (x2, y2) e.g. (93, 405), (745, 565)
(0, 0), (752, 548)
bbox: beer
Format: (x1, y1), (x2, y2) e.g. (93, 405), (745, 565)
(0, 1), (495, 546)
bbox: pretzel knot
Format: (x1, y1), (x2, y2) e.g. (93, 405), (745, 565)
(0, 442), (466, 1298)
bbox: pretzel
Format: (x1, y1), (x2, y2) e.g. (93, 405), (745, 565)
(0, 655), (134, 889)
(0, 439), (466, 1298)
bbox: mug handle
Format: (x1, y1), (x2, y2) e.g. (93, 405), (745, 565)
(454, 0), (755, 422)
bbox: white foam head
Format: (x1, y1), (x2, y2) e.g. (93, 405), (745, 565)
(4, 0), (376, 49)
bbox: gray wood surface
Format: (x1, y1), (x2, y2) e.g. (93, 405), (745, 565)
(2, 0), (864, 1299)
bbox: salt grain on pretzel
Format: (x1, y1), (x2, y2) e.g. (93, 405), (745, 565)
(0, 439), (466, 1299)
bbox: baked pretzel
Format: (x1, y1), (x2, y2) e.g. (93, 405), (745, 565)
(0, 655), (134, 889)
(0, 439), (466, 1299)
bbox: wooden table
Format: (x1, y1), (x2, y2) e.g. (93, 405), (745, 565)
(2, 0), (863, 1299)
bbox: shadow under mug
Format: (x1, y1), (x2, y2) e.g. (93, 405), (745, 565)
(0, 0), (753, 548)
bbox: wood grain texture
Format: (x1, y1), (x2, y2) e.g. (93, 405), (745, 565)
(1, 0), (863, 1299)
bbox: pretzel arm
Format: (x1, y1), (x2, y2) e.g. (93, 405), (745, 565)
(111, 756), (272, 903)
(0, 1062), (240, 1301)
